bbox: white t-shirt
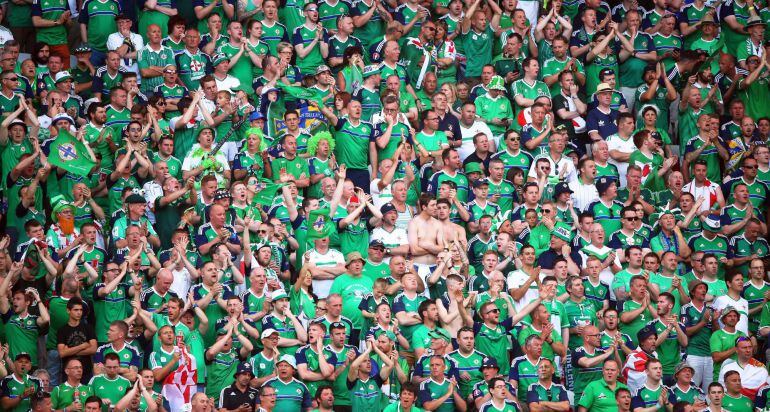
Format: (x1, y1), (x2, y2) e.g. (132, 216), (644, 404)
(606, 133), (635, 188)
(370, 226), (408, 263)
(712, 294), (750, 335)
(569, 180), (599, 212)
(459, 121), (493, 161)
(170, 267), (194, 301)
(506, 269), (544, 313)
(106, 32), (144, 79)
(370, 179), (393, 209)
(306, 248), (345, 298)
(527, 154), (578, 183)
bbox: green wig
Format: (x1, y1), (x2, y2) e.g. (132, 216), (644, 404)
(306, 131), (336, 157)
(245, 127), (268, 152)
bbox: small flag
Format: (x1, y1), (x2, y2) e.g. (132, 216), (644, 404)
(48, 129), (96, 177)
(276, 83), (327, 106)
(307, 207), (337, 240)
(252, 179), (284, 207)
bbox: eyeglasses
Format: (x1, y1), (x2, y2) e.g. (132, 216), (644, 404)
(486, 309), (500, 315)
(3, 77), (17, 81)
(306, 7), (318, 11)
(744, 165), (757, 169)
(129, 127), (142, 132)
(156, 101), (166, 106)
(424, 26), (436, 32)
(426, 117), (439, 121)
(258, 230), (268, 234)
(542, 209), (552, 213)
(623, 216), (638, 221)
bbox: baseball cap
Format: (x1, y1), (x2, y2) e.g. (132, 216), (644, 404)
(315, 65), (331, 75)
(260, 329), (279, 339)
(14, 352), (31, 361)
(54, 71), (72, 84)
(472, 179), (489, 189)
(428, 328), (451, 342)
(554, 182), (573, 197)
(214, 188), (232, 201)
(637, 325), (657, 342)
(212, 53), (229, 66)
(595, 176), (616, 196)
(271, 289), (289, 301)
(369, 239), (385, 249)
(363, 64), (381, 78)
(380, 202), (397, 215)
(276, 354), (297, 368)
(479, 357), (499, 371)
(235, 362), (255, 377)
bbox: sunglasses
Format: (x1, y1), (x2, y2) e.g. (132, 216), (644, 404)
(486, 309), (500, 315)
(623, 216), (638, 221)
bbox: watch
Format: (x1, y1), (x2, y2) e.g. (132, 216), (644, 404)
(385, 248), (392, 255)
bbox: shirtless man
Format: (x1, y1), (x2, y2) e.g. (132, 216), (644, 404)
(435, 198), (467, 250)
(436, 273), (473, 338)
(408, 194), (445, 285)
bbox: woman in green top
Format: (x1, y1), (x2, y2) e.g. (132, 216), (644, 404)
(336, 49), (364, 94)
(635, 105), (673, 157)
(434, 20), (458, 86)
(291, 265), (317, 320)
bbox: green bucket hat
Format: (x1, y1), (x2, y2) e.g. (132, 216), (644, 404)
(363, 64), (381, 78)
(464, 162), (483, 175)
(552, 221), (573, 242)
(488, 75), (506, 91)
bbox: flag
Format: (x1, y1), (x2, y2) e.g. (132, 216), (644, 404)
(48, 129), (96, 177)
(162, 343), (198, 411)
(276, 83), (327, 106)
(307, 207), (336, 240)
(252, 180), (284, 207)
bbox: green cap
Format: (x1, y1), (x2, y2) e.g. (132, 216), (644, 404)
(54, 71), (73, 84)
(488, 75), (506, 91)
(375, 330), (397, 341)
(464, 162), (483, 175)
(552, 221), (573, 242)
(428, 328), (451, 342)
(271, 289), (289, 301)
(212, 53), (229, 66)
(363, 64), (381, 78)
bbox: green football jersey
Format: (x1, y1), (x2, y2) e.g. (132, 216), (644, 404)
(79, 0), (120, 52)
(205, 350), (237, 398)
(50, 382), (94, 411)
(709, 329), (745, 381)
(619, 298), (653, 346)
(137, 45), (175, 94)
(0, 374), (42, 412)
(88, 374), (131, 406)
(332, 118), (374, 170)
